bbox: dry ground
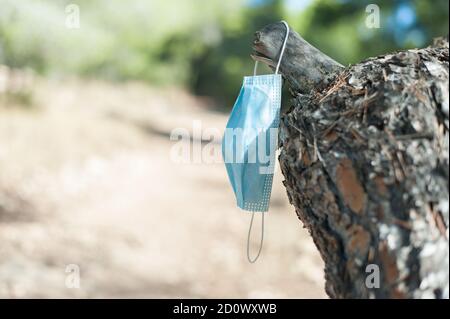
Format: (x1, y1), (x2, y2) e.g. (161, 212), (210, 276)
(0, 78), (326, 298)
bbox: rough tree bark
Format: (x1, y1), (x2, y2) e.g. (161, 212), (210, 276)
(253, 22), (449, 299)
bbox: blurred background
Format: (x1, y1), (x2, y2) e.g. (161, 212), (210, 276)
(0, 0), (448, 298)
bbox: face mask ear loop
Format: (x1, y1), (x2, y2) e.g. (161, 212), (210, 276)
(253, 60), (259, 77)
(247, 211), (265, 263)
(275, 21), (290, 75)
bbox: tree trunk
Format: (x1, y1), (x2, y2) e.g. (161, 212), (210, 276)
(253, 22), (449, 299)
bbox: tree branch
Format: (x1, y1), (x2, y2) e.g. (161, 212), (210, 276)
(253, 22), (449, 299)
(252, 21), (344, 94)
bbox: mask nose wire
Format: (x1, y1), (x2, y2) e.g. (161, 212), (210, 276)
(247, 211), (265, 263)
(253, 20), (289, 76)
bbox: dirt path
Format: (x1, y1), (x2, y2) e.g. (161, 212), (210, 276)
(0, 79), (326, 298)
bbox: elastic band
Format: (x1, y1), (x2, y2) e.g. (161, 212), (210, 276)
(247, 212), (265, 263)
(275, 21), (289, 74)
(252, 20), (290, 76)
(253, 60), (259, 77)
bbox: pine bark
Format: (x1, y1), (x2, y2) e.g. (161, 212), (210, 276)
(253, 22), (449, 299)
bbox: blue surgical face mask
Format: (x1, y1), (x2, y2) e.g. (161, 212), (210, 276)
(222, 21), (289, 262)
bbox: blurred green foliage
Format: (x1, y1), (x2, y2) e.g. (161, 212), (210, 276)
(294, 0), (449, 68)
(0, 0), (448, 107)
